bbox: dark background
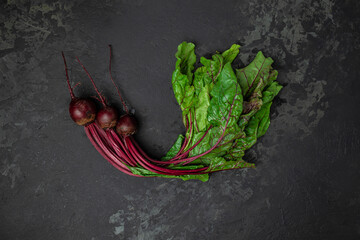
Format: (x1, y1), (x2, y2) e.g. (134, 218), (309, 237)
(1, 0), (360, 239)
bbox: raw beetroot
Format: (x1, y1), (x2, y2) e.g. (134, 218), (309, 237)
(62, 52), (96, 126)
(116, 114), (137, 136)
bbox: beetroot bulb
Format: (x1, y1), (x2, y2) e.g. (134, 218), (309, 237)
(75, 56), (118, 129)
(116, 114), (137, 136)
(96, 106), (118, 129)
(61, 52), (96, 126)
(107, 45), (137, 136)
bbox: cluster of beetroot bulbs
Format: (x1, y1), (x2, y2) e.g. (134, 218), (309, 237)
(95, 106), (138, 136)
(62, 51), (137, 136)
(70, 99), (137, 136)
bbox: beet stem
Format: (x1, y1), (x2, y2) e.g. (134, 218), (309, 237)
(170, 126), (212, 161)
(88, 124), (142, 176)
(76, 56), (106, 107)
(108, 45), (129, 114)
(85, 124), (142, 177)
(126, 137), (207, 175)
(61, 52), (75, 100)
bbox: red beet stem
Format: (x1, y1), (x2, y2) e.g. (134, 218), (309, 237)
(108, 45), (129, 114)
(89, 124), (130, 171)
(61, 52), (75, 100)
(173, 115), (191, 158)
(129, 136), (157, 162)
(89, 124), (148, 177)
(105, 131), (136, 167)
(109, 130), (136, 162)
(146, 93), (238, 166)
(101, 127), (137, 167)
(170, 126), (212, 161)
(85, 124), (142, 177)
(125, 137), (208, 175)
(76, 56), (106, 107)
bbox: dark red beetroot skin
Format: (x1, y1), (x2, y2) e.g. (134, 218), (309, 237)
(69, 98), (96, 126)
(96, 106), (118, 129)
(116, 114), (137, 136)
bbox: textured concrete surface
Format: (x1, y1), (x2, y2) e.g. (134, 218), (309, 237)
(1, 0), (360, 239)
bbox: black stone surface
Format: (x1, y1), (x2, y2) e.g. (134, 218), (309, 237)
(1, 0), (360, 239)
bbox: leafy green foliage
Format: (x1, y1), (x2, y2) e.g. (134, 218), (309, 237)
(161, 42), (282, 181)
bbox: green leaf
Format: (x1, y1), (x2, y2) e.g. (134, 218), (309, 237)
(200, 54), (223, 84)
(255, 102), (272, 138)
(207, 62), (243, 127)
(205, 157), (255, 172)
(172, 42), (197, 115)
(162, 135), (184, 160)
(161, 42), (282, 181)
(194, 84), (211, 132)
(193, 67), (208, 95)
(175, 42), (196, 83)
(222, 44), (240, 65)
(236, 51), (274, 99)
(262, 81), (282, 104)
(244, 101), (272, 139)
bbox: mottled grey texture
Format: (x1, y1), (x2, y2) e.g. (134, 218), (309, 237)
(1, 0), (360, 239)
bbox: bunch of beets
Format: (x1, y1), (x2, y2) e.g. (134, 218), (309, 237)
(62, 43), (281, 182)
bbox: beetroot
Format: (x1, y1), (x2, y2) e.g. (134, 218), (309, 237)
(116, 114), (137, 136)
(62, 52), (96, 126)
(75, 56), (119, 130)
(96, 106), (118, 129)
(69, 98), (96, 126)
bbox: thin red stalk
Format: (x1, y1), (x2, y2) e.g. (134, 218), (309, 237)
(129, 136), (157, 162)
(164, 92), (238, 166)
(76, 56), (106, 107)
(173, 116), (189, 158)
(174, 113), (192, 158)
(109, 130), (137, 164)
(61, 52), (75, 100)
(105, 129), (137, 167)
(105, 131), (136, 167)
(89, 124), (130, 170)
(124, 137), (167, 174)
(85, 124), (141, 177)
(126, 137), (208, 175)
(169, 126), (212, 161)
(92, 125), (132, 166)
(182, 111), (194, 153)
(90, 125), (139, 174)
(179, 130), (225, 165)
(180, 98), (238, 166)
(108, 45), (129, 113)
(126, 138), (184, 175)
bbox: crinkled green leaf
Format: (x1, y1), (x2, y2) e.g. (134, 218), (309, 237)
(207, 62), (243, 127)
(205, 157), (255, 172)
(175, 42), (196, 82)
(236, 51), (274, 99)
(161, 42), (282, 181)
(194, 84), (211, 132)
(172, 42), (197, 115)
(262, 81), (283, 104)
(254, 102), (272, 138)
(192, 44), (239, 96)
(222, 44), (240, 65)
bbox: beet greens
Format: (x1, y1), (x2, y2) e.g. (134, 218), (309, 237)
(62, 42), (282, 182)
